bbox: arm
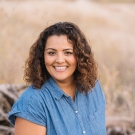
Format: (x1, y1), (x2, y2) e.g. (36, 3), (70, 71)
(15, 117), (46, 135)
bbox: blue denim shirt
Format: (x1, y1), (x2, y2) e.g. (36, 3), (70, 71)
(8, 77), (106, 135)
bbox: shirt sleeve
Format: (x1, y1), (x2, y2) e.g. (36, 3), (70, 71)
(94, 80), (106, 109)
(8, 88), (47, 127)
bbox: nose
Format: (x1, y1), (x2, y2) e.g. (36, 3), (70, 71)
(55, 53), (65, 63)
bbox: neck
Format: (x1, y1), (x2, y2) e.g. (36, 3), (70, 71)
(54, 78), (76, 100)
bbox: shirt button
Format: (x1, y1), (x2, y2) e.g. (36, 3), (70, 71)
(83, 131), (86, 134)
(75, 110), (78, 113)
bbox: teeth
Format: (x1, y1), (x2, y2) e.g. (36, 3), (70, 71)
(54, 66), (67, 71)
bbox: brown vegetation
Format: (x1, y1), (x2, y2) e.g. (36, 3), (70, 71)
(0, 0), (135, 134)
(91, 0), (135, 2)
(0, 84), (26, 135)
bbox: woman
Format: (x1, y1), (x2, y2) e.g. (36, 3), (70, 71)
(8, 22), (106, 135)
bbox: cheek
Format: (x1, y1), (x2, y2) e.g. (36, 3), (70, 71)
(44, 55), (52, 65)
(44, 57), (56, 70)
(74, 56), (77, 65)
(44, 55), (47, 64)
(44, 56), (48, 65)
(71, 57), (77, 68)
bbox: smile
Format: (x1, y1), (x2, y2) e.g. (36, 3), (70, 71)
(54, 66), (67, 71)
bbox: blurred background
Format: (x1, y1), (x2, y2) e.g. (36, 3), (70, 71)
(0, 0), (135, 134)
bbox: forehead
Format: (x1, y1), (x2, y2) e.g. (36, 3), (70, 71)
(45, 35), (73, 49)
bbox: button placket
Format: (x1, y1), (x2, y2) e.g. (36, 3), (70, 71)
(83, 130), (86, 134)
(65, 95), (87, 134)
(73, 101), (86, 134)
(75, 110), (78, 113)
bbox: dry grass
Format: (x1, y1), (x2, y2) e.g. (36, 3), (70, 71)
(91, 0), (135, 2)
(0, 0), (135, 118)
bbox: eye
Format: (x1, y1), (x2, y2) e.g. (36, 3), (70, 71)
(48, 52), (56, 55)
(65, 51), (73, 55)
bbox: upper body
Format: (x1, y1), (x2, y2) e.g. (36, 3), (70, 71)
(8, 22), (106, 135)
(9, 77), (106, 135)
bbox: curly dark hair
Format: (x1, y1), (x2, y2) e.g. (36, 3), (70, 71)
(24, 22), (98, 92)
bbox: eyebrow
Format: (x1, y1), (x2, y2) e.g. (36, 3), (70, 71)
(45, 48), (73, 51)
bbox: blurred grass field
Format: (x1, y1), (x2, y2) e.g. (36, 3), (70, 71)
(0, 0), (135, 118)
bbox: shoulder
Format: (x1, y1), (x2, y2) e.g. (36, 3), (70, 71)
(8, 84), (49, 126)
(93, 80), (103, 94)
(18, 80), (53, 103)
(90, 80), (106, 108)
(92, 80), (104, 95)
(18, 85), (46, 102)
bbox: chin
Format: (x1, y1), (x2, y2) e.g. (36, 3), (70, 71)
(54, 78), (67, 82)
(53, 76), (72, 83)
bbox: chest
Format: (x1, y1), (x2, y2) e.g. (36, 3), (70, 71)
(44, 93), (106, 135)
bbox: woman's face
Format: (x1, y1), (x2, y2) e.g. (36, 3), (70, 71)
(44, 35), (77, 83)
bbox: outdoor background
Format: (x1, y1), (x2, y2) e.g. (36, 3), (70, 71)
(0, 0), (135, 128)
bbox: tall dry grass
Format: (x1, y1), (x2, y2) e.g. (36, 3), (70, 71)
(0, 0), (135, 118)
(91, 0), (135, 2)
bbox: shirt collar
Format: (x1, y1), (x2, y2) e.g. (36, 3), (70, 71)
(43, 77), (70, 100)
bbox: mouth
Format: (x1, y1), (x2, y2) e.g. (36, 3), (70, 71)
(54, 66), (68, 71)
